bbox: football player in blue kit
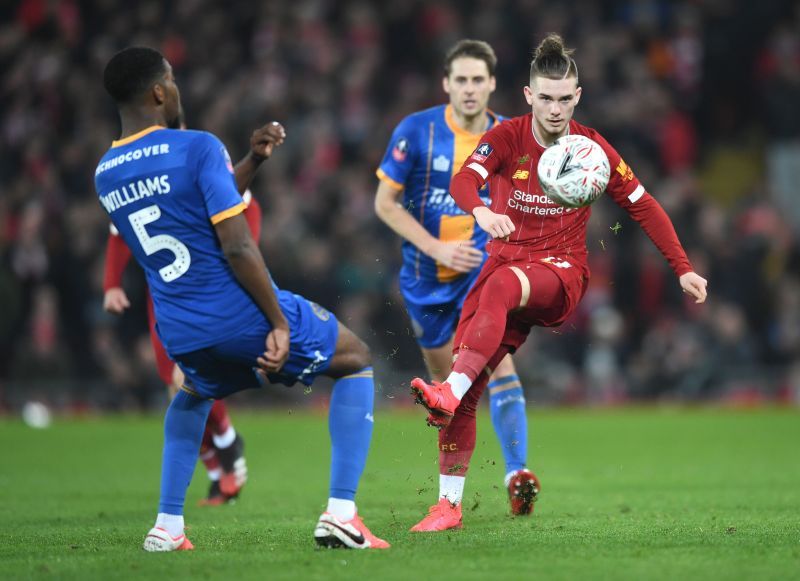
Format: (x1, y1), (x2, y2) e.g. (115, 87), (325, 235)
(96, 47), (388, 551)
(375, 40), (537, 531)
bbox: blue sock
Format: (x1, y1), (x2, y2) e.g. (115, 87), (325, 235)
(328, 367), (375, 501)
(488, 374), (528, 474)
(158, 390), (213, 514)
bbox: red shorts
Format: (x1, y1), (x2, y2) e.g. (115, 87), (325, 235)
(453, 254), (589, 354)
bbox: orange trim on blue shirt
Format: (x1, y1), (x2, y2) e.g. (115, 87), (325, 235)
(111, 125), (165, 148)
(210, 202), (246, 225)
(376, 168), (405, 191)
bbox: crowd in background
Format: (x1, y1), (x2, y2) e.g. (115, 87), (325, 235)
(1, 0), (799, 411)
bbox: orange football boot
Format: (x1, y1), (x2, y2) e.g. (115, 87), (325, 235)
(409, 498), (463, 532)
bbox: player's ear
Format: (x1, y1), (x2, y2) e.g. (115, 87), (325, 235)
(152, 82), (165, 106)
(574, 86), (582, 106)
(442, 75), (450, 94)
(523, 85), (534, 106)
(489, 75), (496, 94)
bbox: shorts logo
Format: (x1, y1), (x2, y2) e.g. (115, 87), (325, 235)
(392, 137), (410, 162)
(470, 142), (493, 163)
(512, 169), (530, 180)
(616, 159), (634, 182)
(310, 301), (331, 321)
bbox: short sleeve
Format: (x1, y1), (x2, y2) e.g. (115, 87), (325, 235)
(194, 133), (246, 224)
(376, 116), (420, 190)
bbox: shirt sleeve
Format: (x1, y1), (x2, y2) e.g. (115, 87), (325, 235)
(450, 123), (513, 213)
(592, 129), (693, 278)
(375, 116), (419, 190)
(194, 133), (247, 224)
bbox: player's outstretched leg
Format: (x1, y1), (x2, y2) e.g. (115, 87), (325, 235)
(143, 389), (212, 552)
(411, 268), (523, 428)
(313, 323), (389, 550)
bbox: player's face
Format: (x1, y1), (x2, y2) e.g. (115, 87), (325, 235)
(160, 60), (182, 129)
(443, 57), (496, 120)
(524, 76), (582, 143)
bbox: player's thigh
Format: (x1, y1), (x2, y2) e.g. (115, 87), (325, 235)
(326, 321), (371, 379)
(420, 339), (455, 382)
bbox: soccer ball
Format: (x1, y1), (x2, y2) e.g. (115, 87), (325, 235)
(537, 135), (610, 208)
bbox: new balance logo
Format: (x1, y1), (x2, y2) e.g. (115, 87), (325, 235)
(512, 170), (530, 180)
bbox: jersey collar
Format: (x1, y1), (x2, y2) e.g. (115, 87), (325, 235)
(111, 125), (165, 148)
(445, 105), (498, 136)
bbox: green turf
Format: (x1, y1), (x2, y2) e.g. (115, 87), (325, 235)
(1, 407), (799, 580)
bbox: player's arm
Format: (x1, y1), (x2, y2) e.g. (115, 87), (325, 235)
(214, 213), (290, 371)
(598, 133), (707, 303)
(374, 179), (483, 272)
(102, 227), (132, 315)
(233, 122), (286, 194)
(450, 135), (514, 239)
(624, 195), (707, 303)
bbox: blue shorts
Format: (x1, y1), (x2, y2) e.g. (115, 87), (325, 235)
(399, 265), (481, 350)
(173, 290), (339, 399)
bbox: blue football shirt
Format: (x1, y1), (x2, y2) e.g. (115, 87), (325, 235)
(376, 105), (502, 304)
(94, 126), (261, 355)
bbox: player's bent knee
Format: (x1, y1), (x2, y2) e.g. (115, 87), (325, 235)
(327, 322), (372, 378)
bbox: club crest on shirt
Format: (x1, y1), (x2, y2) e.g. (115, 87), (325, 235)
(392, 137), (409, 162)
(471, 142), (493, 163)
(221, 146), (234, 174)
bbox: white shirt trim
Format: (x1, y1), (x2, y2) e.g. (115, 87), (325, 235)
(628, 184), (645, 203)
(467, 162), (488, 180)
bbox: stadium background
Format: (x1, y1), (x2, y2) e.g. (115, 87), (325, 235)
(1, 0), (798, 413)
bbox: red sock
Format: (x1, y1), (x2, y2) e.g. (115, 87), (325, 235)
(206, 400), (232, 435)
(453, 269), (522, 381)
(199, 429), (221, 476)
(440, 347), (512, 476)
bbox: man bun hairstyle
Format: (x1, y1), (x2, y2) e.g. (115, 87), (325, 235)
(444, 39), (497, 76)
(103, 46), (167, 103)
(530, 34), (578, 82)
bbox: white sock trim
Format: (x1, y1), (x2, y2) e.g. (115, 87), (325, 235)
(207, 468), (222, 481)
(155, 512), (184, 537)
(326, 498), (356, 521)
(446, 372), (472, 400)
(439, 474), (465, 505)
(212, 426), (236, 449)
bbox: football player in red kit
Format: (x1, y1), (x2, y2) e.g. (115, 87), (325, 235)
(103, 118), (282, 505)
(410, 34), (707, 527)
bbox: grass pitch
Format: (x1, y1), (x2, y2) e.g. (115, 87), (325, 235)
(1, 407), (799, 580)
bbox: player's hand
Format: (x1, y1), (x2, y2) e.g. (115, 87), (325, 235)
(250, 121), (286, 161)
(257, 326), (290, 375)
(473, 206), (515, 240)
(103, 287), (131, 315)
(679, 272), (708, 304)
(430, 239), (484, 273)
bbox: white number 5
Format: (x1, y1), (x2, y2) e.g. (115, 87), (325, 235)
(128, 205), (191, 282)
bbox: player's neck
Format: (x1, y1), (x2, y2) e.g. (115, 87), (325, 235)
(451, 109), (490, 135)
(118, 109), (167, 140)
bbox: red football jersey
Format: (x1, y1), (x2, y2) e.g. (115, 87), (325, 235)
(451, 114), (692, 278)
